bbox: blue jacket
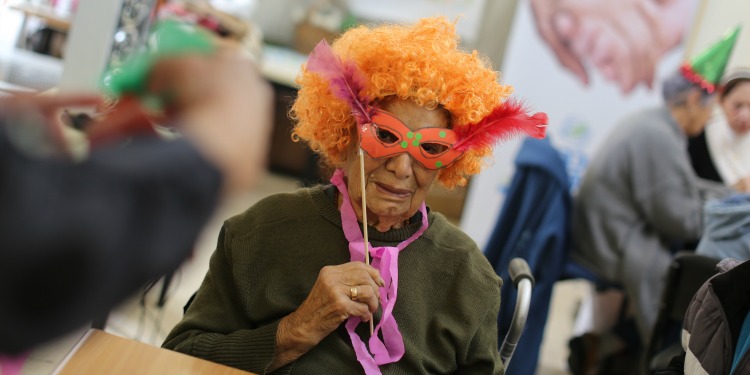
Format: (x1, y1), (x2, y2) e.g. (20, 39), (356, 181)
(696, 193), (750, 261)
(484, 137), (571, 374)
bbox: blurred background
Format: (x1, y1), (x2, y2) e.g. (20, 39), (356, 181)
(0, 0), (747, 374)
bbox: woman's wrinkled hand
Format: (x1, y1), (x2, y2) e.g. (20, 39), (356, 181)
(148, 40), (273, 195)
(533, 0), (690, 94)
(270, 262), (384, 371)
(530, 0), (589, 85)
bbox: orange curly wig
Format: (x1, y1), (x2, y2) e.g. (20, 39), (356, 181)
(291, 17), (515, 188)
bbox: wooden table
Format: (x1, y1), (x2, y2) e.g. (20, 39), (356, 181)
(52, 329), (256, 375)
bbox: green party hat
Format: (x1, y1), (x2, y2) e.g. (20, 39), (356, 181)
(681, 25), (741, 93)
(101, 19), (216, 108)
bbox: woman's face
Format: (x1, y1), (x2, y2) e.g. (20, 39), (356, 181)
(342, 99), (450, 232)
(721, 80), (750, 135)
(684, 91), (716, 137)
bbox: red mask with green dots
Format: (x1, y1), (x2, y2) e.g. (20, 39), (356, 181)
(359, 109), (464, 170)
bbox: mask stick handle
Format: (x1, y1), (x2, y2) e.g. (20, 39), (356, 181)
(359, 148), (374, 335)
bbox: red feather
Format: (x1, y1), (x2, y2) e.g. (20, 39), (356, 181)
(453, 98), (548, 152)
(306, 40), (372, 124)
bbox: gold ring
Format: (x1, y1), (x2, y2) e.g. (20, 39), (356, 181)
(350, 286), (358, 300)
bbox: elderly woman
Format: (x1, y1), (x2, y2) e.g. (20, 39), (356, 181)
(162, 17), (546, 374)
(689, 67), (750, 192)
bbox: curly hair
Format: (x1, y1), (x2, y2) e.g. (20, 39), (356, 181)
(291, 17), (514, 188)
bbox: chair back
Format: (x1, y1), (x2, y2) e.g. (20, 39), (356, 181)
(499, 258), (535, 368)
(643, 251), (720, 373)
(484, 136), (571, 375)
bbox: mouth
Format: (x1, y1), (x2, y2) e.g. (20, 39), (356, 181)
(374, 182), (413, 199)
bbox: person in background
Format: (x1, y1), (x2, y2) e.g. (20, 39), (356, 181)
(688, 67), (750, 192)
(0, 39), (272, 354)
(689, 68), (750, 262)
(569, 30), (738, 373)
(658, 258), (750, 375)
(162, 17), (547, 374)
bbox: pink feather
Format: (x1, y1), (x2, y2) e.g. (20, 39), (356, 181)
(306, 40), (372, 124)
(453, 98), (548, 152)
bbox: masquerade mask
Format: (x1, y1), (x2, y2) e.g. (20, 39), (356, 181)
(305, 40), (549, 171)
(359, 109), (463, 170)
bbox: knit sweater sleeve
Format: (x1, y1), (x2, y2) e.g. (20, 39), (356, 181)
(424, 215), (504, 374)
(460, 271), (503, 374)
(162, 224), (286, 375)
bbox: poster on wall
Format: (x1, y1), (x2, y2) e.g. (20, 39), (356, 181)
(461, 0), (701, 248)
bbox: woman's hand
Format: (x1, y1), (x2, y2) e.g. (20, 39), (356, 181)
(0, 94), (101, 157)
(552, 0), (659, 93)
(148, 41), (273, 196)
(270, 262), (384, 371)
(536, 0), (691, 94)
(530, 0), (589, 85)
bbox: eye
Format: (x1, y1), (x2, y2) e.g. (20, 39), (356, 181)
(421, 142), (450, 155)
(375, 126), (399, 144)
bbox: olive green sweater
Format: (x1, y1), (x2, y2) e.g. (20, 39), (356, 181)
(163, 185), (503, 374)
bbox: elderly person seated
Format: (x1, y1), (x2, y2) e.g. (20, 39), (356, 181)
(568, 29), (737, 374)
(162, 17), (547, 374)
(688, 67), (750, 192)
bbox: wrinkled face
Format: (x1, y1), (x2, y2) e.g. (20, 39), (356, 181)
(721, 81), (750, 135)
(342, 99), (450, 227)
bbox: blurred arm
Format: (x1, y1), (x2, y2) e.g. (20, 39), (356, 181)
(0, 123), (222, 353)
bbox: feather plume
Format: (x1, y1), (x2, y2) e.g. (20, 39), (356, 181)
(453, 98), (548, 152)
(306, 40), (372, 124)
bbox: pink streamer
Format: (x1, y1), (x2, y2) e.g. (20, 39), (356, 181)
(331, 169), (428, 374)
(0, 352), (30, 375)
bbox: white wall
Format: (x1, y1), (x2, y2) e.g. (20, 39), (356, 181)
(58, 0), (123, 92)
(687, 0), (750, 69)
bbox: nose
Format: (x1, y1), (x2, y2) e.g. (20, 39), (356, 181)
(736, 108), (750, 134)
(386, 153), (414, 179)
(737, 106), (750, 122)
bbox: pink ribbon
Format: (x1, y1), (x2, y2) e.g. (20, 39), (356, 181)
(0, 352), (30, 375)
(331, 169), (428, 375)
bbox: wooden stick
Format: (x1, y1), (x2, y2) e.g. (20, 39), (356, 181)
(359, 148), (374, 335)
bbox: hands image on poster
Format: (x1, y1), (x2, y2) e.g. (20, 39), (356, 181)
(531, 0), (694, 94)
